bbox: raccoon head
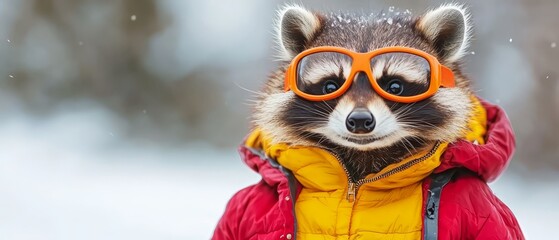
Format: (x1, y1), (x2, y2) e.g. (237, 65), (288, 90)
(253, 4), (474, 180)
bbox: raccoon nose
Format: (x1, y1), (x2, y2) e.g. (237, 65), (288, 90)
(346, 109), (376, 134)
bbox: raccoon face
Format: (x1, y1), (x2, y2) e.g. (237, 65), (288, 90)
(253, 4), (474, 177)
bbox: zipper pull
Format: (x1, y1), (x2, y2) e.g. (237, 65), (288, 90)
(347, 182), (356, 202)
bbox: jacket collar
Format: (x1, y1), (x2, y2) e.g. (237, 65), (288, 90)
(245, 129), (450, 191)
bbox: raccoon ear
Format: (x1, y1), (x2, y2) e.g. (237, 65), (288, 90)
(416, 4), (471, 63)
(276, 5), (323, 61)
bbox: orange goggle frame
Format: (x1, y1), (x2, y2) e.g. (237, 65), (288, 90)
(283, 46), (455, 103)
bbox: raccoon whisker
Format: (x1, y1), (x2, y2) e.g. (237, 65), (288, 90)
(396, 102), (443, 130)
(289, 100), (338, 119)
(291, 126), (328, 131)
(315, 135), (329, 147)
(400, 139), (414, 157)
(402, 121), (441, 130)
(288, 131), (324, 148)
(394, 132), (416, 157)
(309, 101), (341, 118)
(399, 123), (446, 138)
(245, 98), (262, 103)
(290, 100), (326, 110)
(288, 120), (329, 126)
(394, 104), (438, 128)
(288, 121), (329, 125)
(317, 104), (339, 117)
(289, 127), (328, 133)
(244, 99), (262, 107)
(289, 128), (325, 142)
(371, 154), (388, 173)
(320, 100), (344, 117)
(290, 102), (333, 118)
(396, 104), (422, 118)
(407, 135), (430, 147)
(392, 101), (419, 116)
(234, 82), (268, 97)
(291, 109), (331, 119)
(470, 88), (483, 94)
(399, 121), (436, 129)
(402, 121), (454, 142)
(394, 99), (436, 117)
(266, 129), (320, 149)
(287, 116), (329, 120)
(320, 101), (334, 111)
(404, 133), (427, 142)
(289, 123), (327, 128)
(399, 120), (445, 133)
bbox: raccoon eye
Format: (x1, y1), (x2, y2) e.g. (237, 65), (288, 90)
(323, 80), (340, 94)
(386, 79), (404, 95)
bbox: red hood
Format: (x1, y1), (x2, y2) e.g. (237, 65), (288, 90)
(435, 100), (515, 182)
(240, 99), (515, 184)
(239, 145), (287, 187)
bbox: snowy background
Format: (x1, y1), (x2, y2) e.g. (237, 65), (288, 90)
(0, 0), (558, 239)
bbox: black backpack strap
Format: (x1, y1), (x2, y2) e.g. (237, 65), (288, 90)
(424, 169), (458, 240)
(280, 166), (298, 239)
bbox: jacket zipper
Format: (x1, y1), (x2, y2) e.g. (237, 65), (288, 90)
(323, 141), (441, 202)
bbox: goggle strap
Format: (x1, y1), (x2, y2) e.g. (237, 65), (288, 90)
(284, 68), (291, 91)
(440, 65), (455, 88)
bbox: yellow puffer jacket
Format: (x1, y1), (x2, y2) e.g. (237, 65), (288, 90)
(245, 99), (486, 240)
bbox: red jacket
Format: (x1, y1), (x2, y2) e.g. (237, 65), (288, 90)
(213, 101), (524, 240)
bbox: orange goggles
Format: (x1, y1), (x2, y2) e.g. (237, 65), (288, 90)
(283, 46), (455, 103)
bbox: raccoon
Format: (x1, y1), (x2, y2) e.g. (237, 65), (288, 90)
(253, 4), (474, 182)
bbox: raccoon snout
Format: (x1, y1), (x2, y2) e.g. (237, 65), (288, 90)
(346, 108), (376, 134)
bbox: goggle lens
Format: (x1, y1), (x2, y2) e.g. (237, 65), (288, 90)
(370, 52), (431, 97)
(296, 51), (352, 96)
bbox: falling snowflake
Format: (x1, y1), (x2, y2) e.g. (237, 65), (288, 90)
(131, 15), (137, 21)
(9, 74), (14, 78)
(509, 38), (513, 43)
(388, 6), (395, 12)
(551, 42), (557, 48)
(471, 51), (475, 55)
(78, 41), (84, 46)
(6, 39), (10, 43)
